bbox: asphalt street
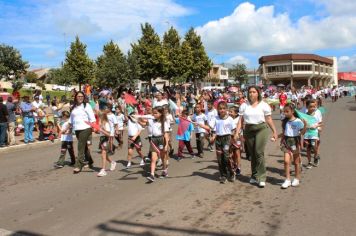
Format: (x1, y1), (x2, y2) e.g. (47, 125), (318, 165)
(0, 97), (355, 236)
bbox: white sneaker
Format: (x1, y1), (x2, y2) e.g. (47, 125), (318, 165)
(291, 178), (300, 187)
(126, 162), (131, 168)
(110, 161), (117, 171)
(258, 181), (266, 188)
(249, 178), (258, 184)
(140, 159), (145, 166)
(281, 179), (291, 189)
(97, 169), (107, 177)
(157, 159), (162, 167)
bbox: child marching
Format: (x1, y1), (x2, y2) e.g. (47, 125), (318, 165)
(126, 111), (145, 168)
(229, 106), (242, 176)
(176, 110), (195, 161)
(192, 103), (208, 158)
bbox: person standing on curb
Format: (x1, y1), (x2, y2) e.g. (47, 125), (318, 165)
(69, 91), (96, 174)
(6, 97), (17, 146)
(0, 97), (9, 147)
(236, 86), (278, 188)
(20, 96), (36, 144)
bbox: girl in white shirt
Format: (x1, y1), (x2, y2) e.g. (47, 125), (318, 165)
(211, 101), (238, 183)
(126, 111), (145, 168)
(279, 104), (307, 189)
(115, 106), (126, 148)
(97, 112), (117, 177)
(106, 104), (118, 154)
(164, 106), (174, 157)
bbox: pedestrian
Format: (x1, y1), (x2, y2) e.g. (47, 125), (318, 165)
(144, 106), (170, 182)
(20, 95), (36, 144)
(164, 105), (174, 156)
(192, 103), (208, 158)
(279, 104), (307, 189)
(96, 111), (117, 177)
(105, 104), (118, 155)
(54, 111), (76, 168)
(69, 91), (96, 174)
(114, 106), (125, 149)
(236, 85), (278, 188)
(175, 110), (195, 160)
(205, 100), (217, 152)
(211, 101), (238, 183)
(126, 111), (145, 168)
(6, 97), (17, 146)
(229, 106), (242, 176)
(32, 96), (45, 141)
(0, 97), (9, 147)
(304, 99), (323, 169)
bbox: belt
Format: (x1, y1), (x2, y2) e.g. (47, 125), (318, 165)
(152, 135), (163, 138)
(216, 134), (231, 137)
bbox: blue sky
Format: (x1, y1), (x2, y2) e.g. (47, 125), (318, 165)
(0, 0), (355, 71)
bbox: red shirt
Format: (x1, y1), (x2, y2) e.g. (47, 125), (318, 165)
(279, 93), (287, 106)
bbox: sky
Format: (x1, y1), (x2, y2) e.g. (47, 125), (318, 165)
(0, 0), (355, 71)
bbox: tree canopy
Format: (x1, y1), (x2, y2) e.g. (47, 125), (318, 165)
(0, 44), (28, 79)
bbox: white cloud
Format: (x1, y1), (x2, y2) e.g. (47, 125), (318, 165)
(338, 55), (356, 72)
(196, 2), (356, 54)
(45, 49), (58, 58)
(313, 0), (356, 16)
(227, 55), (250, 65)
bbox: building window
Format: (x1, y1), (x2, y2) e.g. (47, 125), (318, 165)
(267, 65), (291, 73)
(293, 65), (312, 71)
(221, 70), (227, 76)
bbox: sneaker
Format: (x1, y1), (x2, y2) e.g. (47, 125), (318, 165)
(197, 153), (204, 158)
(258, 181), (266, 188)
(190, 154), (196, 159)
(228, 174), (236, 182)
(281, 179), (292, 189)
(144, 157), (151, 163)
(140, 159), (145, 167)
(110, 161), (117, 171)
(236, 168), (241, 176)
(176, 156), (182, 161)
(126, 162), (132, 168)
(249, 178), (258, 184)
(220, 176), (227, 184)
(147, 174), (155, 182)
(54, 163), (64, 168)
(208, 145), (214, 152)
(97, 169), (107, 177)
(314, 156), (320, 167)
(291, 178), (300, 187)
(306, 162), (313, 169)
(157, 159), (162, 167)
(160, 170), (168, 179)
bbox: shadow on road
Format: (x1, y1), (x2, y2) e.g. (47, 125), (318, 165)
(9, 231), (44, 236)
(96, 219), (249, 236)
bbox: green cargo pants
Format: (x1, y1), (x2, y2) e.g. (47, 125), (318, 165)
(75, 128), (93, 168)
(215, 135), (233, 178)
(244, 123), (269, 182)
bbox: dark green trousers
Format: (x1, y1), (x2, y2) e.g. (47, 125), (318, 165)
(244, 123), (269, 182)
(215, 135), (233, 178)
(75, 128), (93, 168)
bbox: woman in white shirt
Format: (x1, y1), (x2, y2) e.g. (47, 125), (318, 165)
(236, 86), (278, 188)
(69, 91), (96, 174)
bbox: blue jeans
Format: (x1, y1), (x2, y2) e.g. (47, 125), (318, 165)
(0, 122), (7, 146)
(23, 117), (35, 143)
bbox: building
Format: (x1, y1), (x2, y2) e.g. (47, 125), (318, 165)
(203, 64), (229, 88)
(259, 54), (337, 88)
(338, 72), (356, 86)
(31, 68), (51, 82)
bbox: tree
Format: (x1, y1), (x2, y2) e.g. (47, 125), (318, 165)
(229, 63), (248, 85)
(48, 66), (75, 86)
(172, 41), (193, 85)
(131, 23), (167, 89)
(25, 71), (38, 83)
(63, 36), (95, 90)
(96, 40), (128, 88)
(183, 28), (212, 89)
(0, 44), (28, 80)
(162, 27), (181, 83)
(126, 49), (140, 86)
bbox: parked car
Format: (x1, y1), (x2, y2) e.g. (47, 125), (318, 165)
(52, 84), (71, 91)
(23, 83), (36, 89)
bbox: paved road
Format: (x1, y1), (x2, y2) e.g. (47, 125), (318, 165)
(0, 98), (355, 236)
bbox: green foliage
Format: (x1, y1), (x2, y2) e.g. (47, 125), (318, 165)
(0, 44), (28, 79)
(229, 63), (248, 84)
(174, 41), (194, 85)
(96, 40), (128, 88)
(48, 66), (75, 86)
(11, 79), (24, 91)
(63, 36), (95, 90)
(126, 50), (140, 86)
(132, 23), (167, 86)
(162, 27), (181, 82)
(183, 28), (212, 85)
(25, 71), (38, 83)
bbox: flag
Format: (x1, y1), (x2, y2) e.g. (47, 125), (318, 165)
(177, 117), (192, 136)
(125, 93), (138, 105)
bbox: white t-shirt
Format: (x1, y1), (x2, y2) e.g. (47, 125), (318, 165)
(148, 119), (170, 137)
(284, 118), (304, 137)
(116, 113), (125, 130)
(127, 119), (142, 137)
(107, 113), (118, 136)
(214, 116), (236, 136)
(101, 122), (111, 134)
(69, 104), (96, 131)
(239, 101), (272, 125)
(60, 121), (73, 142)
(153, 99), (168, 108)
(192, 113), (207, 133)
(166, 114), (174, 129)
(205, 109), (217, 128)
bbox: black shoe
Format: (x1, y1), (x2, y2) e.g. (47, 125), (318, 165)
(236, 168), (241, 176)
(314, 156), (320, 167)
(147, 174), (155, 182)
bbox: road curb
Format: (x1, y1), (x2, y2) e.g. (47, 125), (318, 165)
(0, 139), (62, 154)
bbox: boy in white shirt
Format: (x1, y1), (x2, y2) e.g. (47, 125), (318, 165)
(192, 103), (208, 158)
